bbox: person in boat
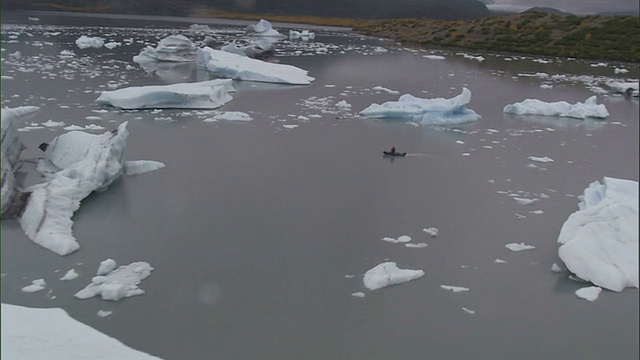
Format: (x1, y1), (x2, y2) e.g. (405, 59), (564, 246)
(390, 146), (396, 154)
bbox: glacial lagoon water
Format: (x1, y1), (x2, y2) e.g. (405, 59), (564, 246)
(1, 11), (639, 360)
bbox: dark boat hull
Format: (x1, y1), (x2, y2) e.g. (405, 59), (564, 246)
(383, 151), (407, 157)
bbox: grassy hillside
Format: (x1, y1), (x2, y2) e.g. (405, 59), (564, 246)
(354, 12), (640, 62)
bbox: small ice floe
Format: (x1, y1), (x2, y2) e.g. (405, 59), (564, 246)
(21, 279), (47, 293)
(104, 42), (121, 50)
(245, 19), (286, 38)
(351, 292), (366, 298)
(461, 53), (484, 62)
(363, 262), (424, 290)
(505, 242), (536, 251)
(335, 100), (352, 110)
(1, 304), (163, 359)
(530, 210), (544, 215)
(462, 307), (475, 314)
(360, 88), (481, 125)
(540, 84), (553, 90)
(551, 263), (562, 273)
(221, 38), (277, 59)
(575, 286), (602, 301)
(133, 34), (196, 62)
(97, 310), (113, 317)
(60, 269), (79, 281)
(423, 55), (445, 60)
(557, 177), (638, 292)
(405, 243), (428, 248)
(423, 227), (438, 237)
(282, 124), (299, 129)
(197, 47), (314, 85)
(96, 79), (234, 110)
(97, 259), (117, 276)
(211, 111), (252, 122)
(42, 120), (64, 128)
(606, 80), (639, 97)
(344, 274), (355, 279)
(527, 156), (554, 163)
(124, 160), (166, 175)
(614, 68), (629, 74)
(289, 30), (315, 40)
(494, 258), (507, 264)
(381, 235), (412, 243)
(75, 35), (105, 49)
(503, 96), (609, 119)
(440, 285), (470, 292)
(513, 197), (538, 205)
(371, 86), (399, 94)
(75, 261), (153, 301)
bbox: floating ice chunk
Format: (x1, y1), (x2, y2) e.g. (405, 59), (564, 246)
(21, 279), (46, 293)
(423, 227), (438, 237)
(75, 262), (153, 301)
(494, 258), (507, 263)
(503, 96), (609, 119)
(551, 263), (562, 273)
(575, 286), (602, 301)
(351, 292), (366, 298)
(245, 19), (285, 38)
(104, 42), (121, 49)
(440, 285), (470, 292)
(513, 197), (538, 205)
(462, 307), (475, 314)
(97, 310), (113, 317)
(461, 53), (484, 61)
(363, 262), (424, 290)
(289, 29), (315, 40)
(371, 86), (399, 94)
(75, 35), (104, 49)
(382, 235), (411, 243)
(96, 79), (234, 110)
(423, 55), (445, 60)
(97, 259), (117, 276)
(557, 177), (638, 292)
(540, 84), (553, 90)
(1, 303), (163, 359)
(505, 242), (536, 251)
(606, 80), (638, 97)
(282, 124), (299, 129)
(405, 243), (428, 248)
(42, 120), (64, 127)
(614, 68), (629, 74)
(60, 269), (79, 281)
(360, 88), (481, 125)
(212, 111), (252, 122)
(221, 37), (277, 58)
(133, 35), (196, 62)
(19, 123), (129, 255)
(198, 47), (314, 85)
(124, 160), (166, 175)
(527, 156), (554, 163)
(335, 100), (351, 110)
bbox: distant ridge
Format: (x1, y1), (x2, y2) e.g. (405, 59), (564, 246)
(523, 7), (569, 15)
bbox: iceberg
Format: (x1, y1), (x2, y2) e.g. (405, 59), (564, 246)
(606, 80), (639, 97)
(289, 30), (315, 40)
(96, 79), (235, 110)
(503, 96), (609, 119)
(197, 47), (314, 85)
(557, 177), (638, 292)
(19, 123), (129, 255)
(133, 34), (196, 62)
(245, 19), (285, 38)
(75, 35), (104, 49)
(75, 261), (153, 301)
(359, 88), (481, 125)
(1, 303), (163, 359)
(1, 106), (39, 217)
(221, 37), (277, 59)
(363, 262), (425, 290)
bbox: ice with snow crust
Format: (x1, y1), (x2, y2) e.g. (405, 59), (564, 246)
(96, 79), (235, 110)
(197, 47), (315, 85)
(359, 88), (481, 125)
(557, 177), (638, 292)
(503, 96), (609, 119)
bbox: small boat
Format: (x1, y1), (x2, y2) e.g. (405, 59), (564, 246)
(383, 151), (407, 157)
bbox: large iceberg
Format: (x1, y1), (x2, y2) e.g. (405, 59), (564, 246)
(197, 47), (314, 85)
(503, 96), (609, 119)
(96, 79), (235, 110)
(359, 88), (481, 125)
(245, 19), (285, 38)
(19, 123), (129, 255)
(1, 106), (39, 217)
(133, 34), (196, 63)
(1, 303), (163, 359)
(557, 177), (638, 292)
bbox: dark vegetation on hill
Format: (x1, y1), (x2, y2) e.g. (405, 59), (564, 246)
(354, 12), (640, 62)
(1, 0), (491, 20)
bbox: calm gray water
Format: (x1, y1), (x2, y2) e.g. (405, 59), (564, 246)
(1, 11), (639, 360)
